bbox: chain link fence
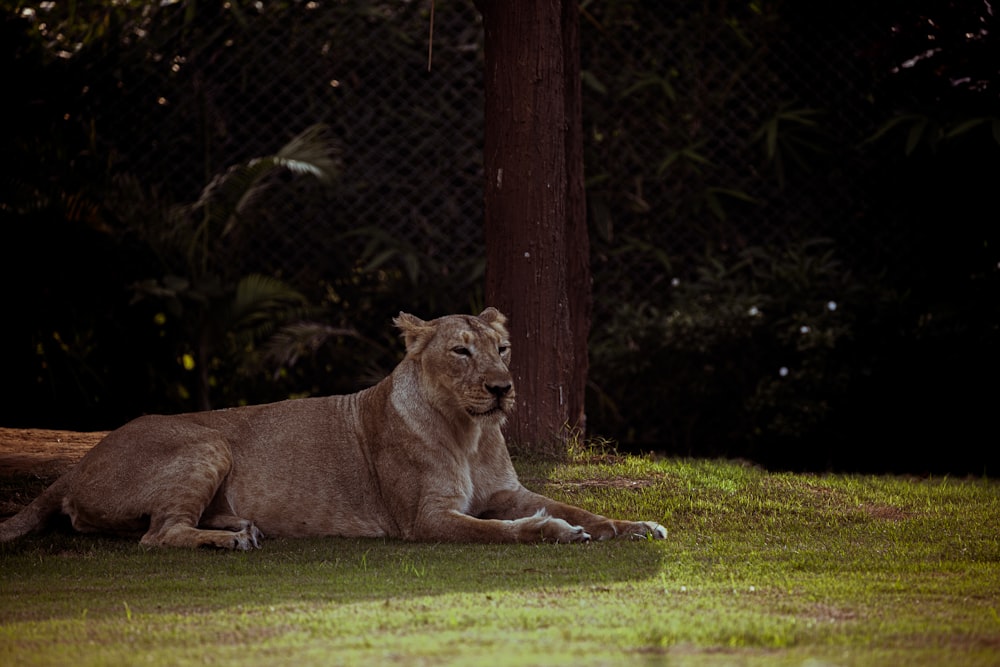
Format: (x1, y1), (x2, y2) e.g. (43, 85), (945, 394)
(9, 0), (996, 471)
(76, 1), (488, 293)
(18, 0), (900, 298)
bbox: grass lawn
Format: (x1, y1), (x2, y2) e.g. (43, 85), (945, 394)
(1, 455), (998, 666)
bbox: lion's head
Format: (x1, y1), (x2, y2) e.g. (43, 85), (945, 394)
(394, 307), (515, 422)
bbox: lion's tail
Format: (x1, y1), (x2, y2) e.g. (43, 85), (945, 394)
(0, 476), (69, 543)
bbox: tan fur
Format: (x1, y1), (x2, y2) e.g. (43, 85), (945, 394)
(0, 308), (666, 549)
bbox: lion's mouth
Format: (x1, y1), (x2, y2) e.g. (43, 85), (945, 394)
(466, 398), (510, 418)
(466, 406), (504, 417)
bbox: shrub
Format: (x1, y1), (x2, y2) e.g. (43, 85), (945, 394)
(588, 238), (903, 469)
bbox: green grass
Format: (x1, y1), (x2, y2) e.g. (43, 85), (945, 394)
(2, 456), (998, 666)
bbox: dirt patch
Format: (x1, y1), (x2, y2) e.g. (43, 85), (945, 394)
(522, 476), (664, 491)
(556, 477), (662, 490)
(0, 428), (104, 478)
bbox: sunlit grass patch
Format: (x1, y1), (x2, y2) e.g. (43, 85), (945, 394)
(2, 456), (998, 666)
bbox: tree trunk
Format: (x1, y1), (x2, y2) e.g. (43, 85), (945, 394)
(475, 0), (591, 452)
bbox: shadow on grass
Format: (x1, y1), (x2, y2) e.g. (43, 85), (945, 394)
(0, 526), (666, 624)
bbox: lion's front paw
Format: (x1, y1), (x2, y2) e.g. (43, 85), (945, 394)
(630, 521), (667, 540)
(515, 510), (590, 543)
(549, 518), (591, 543)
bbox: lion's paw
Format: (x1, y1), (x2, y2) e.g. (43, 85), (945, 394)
(634, 521), (667, 540)
(232, 523), (264, 551)
(517, 510), (590, 543)
(549, 517), (591, 543)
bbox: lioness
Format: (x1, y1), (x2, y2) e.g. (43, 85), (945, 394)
(0, 308), (665, 549)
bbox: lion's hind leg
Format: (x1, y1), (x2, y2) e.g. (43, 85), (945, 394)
(141, 512), (262, 550)
(138, 487), (263, 551)
(200, 511), (264, 548)
(129, 431), (260, 550)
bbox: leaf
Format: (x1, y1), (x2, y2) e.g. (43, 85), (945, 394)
(262, 321), (359, 370)
(620, 74), (675, 102)
(342, 226), (429, 286)
(581, 70), (607, 95)
(181, 124), (341, 257)
(766, 117), (778, 160)
(362, 249), (399, 273)
(708, 187), (758, 205)
(779, 108), (822, 127)
(589, 196), (614, 243)
(274, 158), (328, 179)
(905, 117), (928, 155)
(276, 124), (341, 185)
(617, 235), (673, 273)
(401, 253), (421, 285)
(655, 151), (681, 177)
(705, 190), (726, 221)
(656, 144), (712, 177)
(862, 114), (922, 146)
(944, 117), (990, 139)
(230, 274), (308, 333)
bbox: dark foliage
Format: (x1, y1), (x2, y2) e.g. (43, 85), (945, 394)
(0, 1), (996, 474)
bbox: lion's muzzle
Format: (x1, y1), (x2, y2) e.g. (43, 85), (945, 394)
(466, 378), (515, 418)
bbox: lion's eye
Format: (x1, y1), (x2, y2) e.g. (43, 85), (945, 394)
(451, 346), (472, 357)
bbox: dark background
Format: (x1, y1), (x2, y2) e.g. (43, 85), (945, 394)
(0, 0), (997, 475)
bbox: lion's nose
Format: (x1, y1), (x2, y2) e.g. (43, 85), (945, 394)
(486, 381), (512, 398)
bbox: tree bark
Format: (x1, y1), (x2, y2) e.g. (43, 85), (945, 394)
(475, 0), (590, 451)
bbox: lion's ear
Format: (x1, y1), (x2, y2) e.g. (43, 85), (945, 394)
(478, 307), (507, 326)
(394, 312), (434, 355)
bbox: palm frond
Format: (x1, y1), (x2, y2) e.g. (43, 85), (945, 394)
(182, 124), (341, 266)
(229, 273), (310, 334)
(262, 321), (360, 372)
(275, 124), (341, 185)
